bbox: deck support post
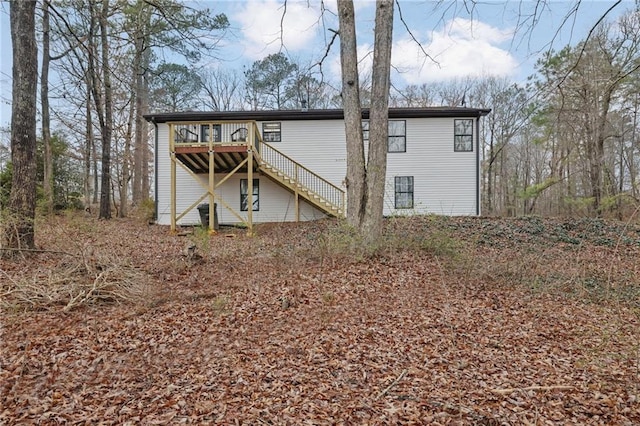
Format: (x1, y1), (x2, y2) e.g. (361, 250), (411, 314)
(294, 163), (300, 221)
(208, 124), (216, 234)
(169, 124), (177, 233)
(247, 126), (254, 236)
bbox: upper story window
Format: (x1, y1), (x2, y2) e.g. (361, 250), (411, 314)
(201, 124), (221, 143)
(454, 119), (474, 152)
(262, 122), (281, 142)
(361, 120), (406, 153)
(388, 120), (406, 153)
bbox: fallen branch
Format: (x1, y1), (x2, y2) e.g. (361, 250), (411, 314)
(490, 385), (575, 395)
(375, 369), (407, 400)
(0, 247), (74, 256)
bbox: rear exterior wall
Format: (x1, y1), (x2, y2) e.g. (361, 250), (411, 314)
(154, 116), (479, 225)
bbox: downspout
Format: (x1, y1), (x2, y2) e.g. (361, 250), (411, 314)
(151, 117), (159, 222)
(476, 115), (480, 216)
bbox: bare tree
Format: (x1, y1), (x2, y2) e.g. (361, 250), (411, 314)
(86, 0), (114, 219)
(200, 68), (243, 111)
(41, 0), (54, 214)
(338, 0), (394, 242)
(5, 0), (38, 250)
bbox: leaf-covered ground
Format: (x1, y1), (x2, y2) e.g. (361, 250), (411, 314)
(1, 214), (639, 425)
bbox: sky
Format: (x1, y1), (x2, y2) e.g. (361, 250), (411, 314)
(0, 0), (634, 129)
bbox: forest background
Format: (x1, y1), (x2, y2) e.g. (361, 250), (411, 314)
(0, 0), (639, 219)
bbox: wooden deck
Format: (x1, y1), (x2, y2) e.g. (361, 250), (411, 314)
(168, 121), (345, 234)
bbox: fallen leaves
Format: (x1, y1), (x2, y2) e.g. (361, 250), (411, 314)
(1, 214), (639, 424)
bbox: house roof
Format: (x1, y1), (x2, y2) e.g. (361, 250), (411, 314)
(144, 107), (491, 123)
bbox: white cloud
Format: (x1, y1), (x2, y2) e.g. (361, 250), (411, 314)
(234, 0), (325, 59)
(392, 18), (518, 84)
(325, 17), (517, 86)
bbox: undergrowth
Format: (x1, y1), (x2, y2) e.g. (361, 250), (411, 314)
(316, 217), (466, 261)
(1, 212), (639, 312)
(0, 246), (152, 312)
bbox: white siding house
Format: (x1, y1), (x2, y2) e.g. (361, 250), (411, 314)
(145, 107), (490, 229)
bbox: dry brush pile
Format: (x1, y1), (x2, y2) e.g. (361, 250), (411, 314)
(1, 213), (639, 424)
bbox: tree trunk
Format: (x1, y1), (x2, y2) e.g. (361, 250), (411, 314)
(84, 76), (93, 208)
(132, 9), (151, 205)
(120, 88), (136, 218)
(41, 0), (54, 214)
(337, 0), (366, 228)
(99, 0), (112, 219)
(5, 0), (38, 250)
(361, 0), (393, 242)
(140, 73), (151, 201)
(338, 0), (394, 243)
(87, 2), (102, 207)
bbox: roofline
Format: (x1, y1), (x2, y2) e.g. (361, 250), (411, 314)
(144, 107), (491, 123)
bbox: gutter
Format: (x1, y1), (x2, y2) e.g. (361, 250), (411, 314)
(143, 107), (493, 124)
(476, 116), (481, 216)
(151, 117), (159, 223)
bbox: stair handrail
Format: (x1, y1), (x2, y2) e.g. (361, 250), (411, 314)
(254, 138), (345, 213)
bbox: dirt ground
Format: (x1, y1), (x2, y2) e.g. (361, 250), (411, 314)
(1, 214), (639, 425)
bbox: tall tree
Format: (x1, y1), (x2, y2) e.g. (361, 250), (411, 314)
(149, 63), (203, 112)
(83, 0), (115, 219)
(5, 0), (38, 250)
(41, 0), (54, 214)
(46, 0), (230, 211)
(244, 53), (298, 110)
(125, 0), (228, 203)
(534, 10), (640, 216)
(338, 0), (365, 227)
(127, 0), (153, 205)
(338, 0), (394, 242)
(200, 67), (243, 111)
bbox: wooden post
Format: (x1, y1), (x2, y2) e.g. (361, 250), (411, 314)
(169, 123), (177, 233)
(247, 123), (254, 236)
(208, 124), (216, 234)
(294, 163), (300, 221)
(342, 190), (346, 218)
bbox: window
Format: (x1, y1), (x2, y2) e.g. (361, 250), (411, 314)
(394, 176), (413, 209)
(262, 122), (281, 142)
(361, 120), (406, 152)
(454, 119), (473, 152)
(201, 124), (221, 143)
(388, 120), (406, 153)
(240, 179), (259, 211)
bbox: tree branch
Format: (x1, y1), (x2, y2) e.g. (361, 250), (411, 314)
(395, 0), (439, 67)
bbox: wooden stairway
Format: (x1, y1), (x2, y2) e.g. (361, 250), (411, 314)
(254, 139), (345, 218)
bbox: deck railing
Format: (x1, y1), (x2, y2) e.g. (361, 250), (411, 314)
(170, 122), (257, 147)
